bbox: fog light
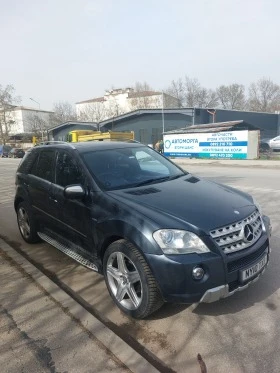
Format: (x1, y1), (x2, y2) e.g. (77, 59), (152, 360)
(192, 266), (205, 280)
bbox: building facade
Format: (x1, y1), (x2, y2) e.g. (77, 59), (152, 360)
(47, 121), (97, 141)
(3, 106), (54, 135)
(47, 107), (280, 146)
(101, 108), (280, 146)
(76, 88), (180, 123)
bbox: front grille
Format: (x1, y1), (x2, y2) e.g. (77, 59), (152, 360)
(227, 242), (268, 272)
(210, 210), (263, 254)
(228, 280), (239, 292)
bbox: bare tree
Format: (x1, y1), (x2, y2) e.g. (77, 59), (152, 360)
(78, 102), (107, 123)
(134, 81), (153, 92)
(106, 97), (126, 118)
(216, 84), (246, 110)
(166, 76), (219, 108)
(165, 78), (184, 107)
(248, 78), (280, 112)
(129, 81), (159, 110)
(26, 114), (50, 140)
(0, 84), (21, 144)
(129, 94), (160, 110)
(184, 77), (219, 108)
(52, 101), (77, 125)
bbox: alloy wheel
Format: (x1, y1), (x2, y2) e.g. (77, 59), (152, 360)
(18, 207), (31, 239)
(106, 251), (142, 310)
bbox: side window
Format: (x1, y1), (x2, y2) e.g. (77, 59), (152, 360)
(18, 150), (38, 174)
(56, 151), (83, 187)
(30, 150), (55, 182)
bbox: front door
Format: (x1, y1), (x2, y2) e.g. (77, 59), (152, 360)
(51, 150), (93, 252)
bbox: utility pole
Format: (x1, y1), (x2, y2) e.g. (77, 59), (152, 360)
(162, 92), (165, 134)
(30, 98), (43, 140)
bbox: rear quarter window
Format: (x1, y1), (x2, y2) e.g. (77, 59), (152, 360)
(17, 150), (39, 174)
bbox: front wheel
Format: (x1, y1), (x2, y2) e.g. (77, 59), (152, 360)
(17, 202), (40, 243)
(103, 240), (163, 319)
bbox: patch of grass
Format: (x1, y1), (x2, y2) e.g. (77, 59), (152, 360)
(259, 153), (280, 160)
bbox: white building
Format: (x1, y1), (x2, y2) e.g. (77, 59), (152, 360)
(2, 106), (54, 135)
(76, 88), (180, 122)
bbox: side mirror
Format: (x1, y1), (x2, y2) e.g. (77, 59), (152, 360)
(64, 185), (85, 199)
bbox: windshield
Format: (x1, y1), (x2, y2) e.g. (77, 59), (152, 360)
(82, 145), (186, 191)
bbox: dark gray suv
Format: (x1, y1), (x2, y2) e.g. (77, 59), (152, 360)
(15, 142), (271, 318)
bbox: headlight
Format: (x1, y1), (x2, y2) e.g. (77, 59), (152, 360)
(252, 197), (266, 231)
(252, 196), (263, 214)
(153, 229), (210, 255)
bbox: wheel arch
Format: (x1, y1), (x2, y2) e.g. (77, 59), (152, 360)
(14, 196), (25, 211)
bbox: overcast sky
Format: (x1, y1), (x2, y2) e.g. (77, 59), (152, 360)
(1, 0), (279, 110)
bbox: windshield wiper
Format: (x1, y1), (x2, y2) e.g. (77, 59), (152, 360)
(133, 176), (171, 187)
(133, 174), (185, 187)
(168, 174), (185, 180)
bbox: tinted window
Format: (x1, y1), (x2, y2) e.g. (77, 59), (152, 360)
(18, 150), (38, 174)
(82, 145), (185, 190)
(30, 150), (55, 182)
(56, 151), (83, 187)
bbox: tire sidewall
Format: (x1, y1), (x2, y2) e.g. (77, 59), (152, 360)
(17, 201), (39, 243)
(103, 240), (152, 318)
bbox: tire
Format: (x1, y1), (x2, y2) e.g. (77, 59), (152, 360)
(103, 239), (163, 319)
(16, 202), (40, 243)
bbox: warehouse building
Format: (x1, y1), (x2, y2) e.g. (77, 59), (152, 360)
(48, 108), (280, 145)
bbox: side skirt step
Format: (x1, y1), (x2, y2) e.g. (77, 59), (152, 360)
(38, 232), (98, 272)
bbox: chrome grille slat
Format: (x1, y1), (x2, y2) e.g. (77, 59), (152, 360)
(210, 210), (263, 254)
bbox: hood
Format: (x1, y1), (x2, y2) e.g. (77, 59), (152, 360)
(108, 175), (256, 233)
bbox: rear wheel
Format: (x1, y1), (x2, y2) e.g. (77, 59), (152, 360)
(17, 202), (40, 243)
(103, 239), (163, 319)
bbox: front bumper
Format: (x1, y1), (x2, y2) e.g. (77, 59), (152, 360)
(145, 216), (271, 304)
(200, 255), (269, 303)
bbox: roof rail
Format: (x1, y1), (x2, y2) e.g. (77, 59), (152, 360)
(35, 141), (68, 146)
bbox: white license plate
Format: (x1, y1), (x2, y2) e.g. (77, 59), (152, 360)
(240, 255), (268, 282)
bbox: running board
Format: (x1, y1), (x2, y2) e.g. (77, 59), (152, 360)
(38, 232), (98, 272)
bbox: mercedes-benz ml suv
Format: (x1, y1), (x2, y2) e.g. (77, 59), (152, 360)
(15, 142), (271, 318)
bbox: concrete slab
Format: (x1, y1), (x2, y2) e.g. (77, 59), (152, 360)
(0, 238), (160, 373)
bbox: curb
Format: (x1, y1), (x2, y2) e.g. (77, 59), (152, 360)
(0, 238), (160, 373)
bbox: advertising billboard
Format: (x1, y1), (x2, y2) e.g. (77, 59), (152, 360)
(163, 130), (248, 159)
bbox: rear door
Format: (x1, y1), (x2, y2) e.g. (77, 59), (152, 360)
(28, 149), (59, 231)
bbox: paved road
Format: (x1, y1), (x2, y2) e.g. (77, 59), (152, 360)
(0, 158), (280, 373)
(0, 158), (17, 205)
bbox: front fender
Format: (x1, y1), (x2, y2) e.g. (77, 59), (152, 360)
(96, 218), (162, 256)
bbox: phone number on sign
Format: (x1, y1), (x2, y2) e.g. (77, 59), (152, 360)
(210, 153), (233, 158)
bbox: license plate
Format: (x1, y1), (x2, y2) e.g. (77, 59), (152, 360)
(240, 255), (268, 282)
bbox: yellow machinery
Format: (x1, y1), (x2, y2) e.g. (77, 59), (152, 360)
(67, 130), (135, 143)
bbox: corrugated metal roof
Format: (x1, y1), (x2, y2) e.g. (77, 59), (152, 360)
(47, 121), (97, 131)
(164, 120), (260, 134)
